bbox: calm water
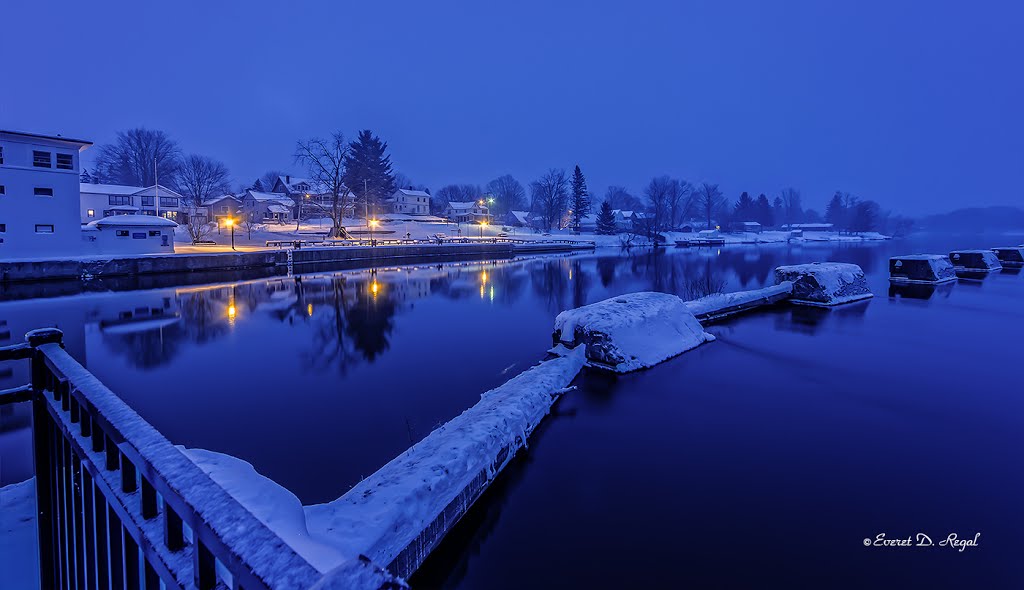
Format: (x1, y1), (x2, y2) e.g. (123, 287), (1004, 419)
(1, 233), (1022, 588)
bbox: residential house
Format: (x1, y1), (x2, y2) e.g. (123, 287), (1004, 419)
(80, 183), (190, 224)
(0, 129), (92, 257)
(445, 201), (489, 224)
(241, 190), (296, 224)
(202, 194), (244, 224)
(502, 210), (532, 227)
(727, 221), (762, 233)
(613, 210), (645, 232)
(387, 189), (431, 215)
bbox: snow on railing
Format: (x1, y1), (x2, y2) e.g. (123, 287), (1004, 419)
(3, 328), (400, 590)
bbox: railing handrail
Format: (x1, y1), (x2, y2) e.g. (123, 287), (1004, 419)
(2, 329), (402, 589)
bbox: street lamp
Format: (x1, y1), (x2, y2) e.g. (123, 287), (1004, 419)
(369, 218), (379, 245)
(479, 220), (488, 239)
(224, 217), (236, 250)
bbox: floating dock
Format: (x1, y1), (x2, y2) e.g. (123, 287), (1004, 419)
(889, 254), (957, 284)
(949, 250), (1002, 272)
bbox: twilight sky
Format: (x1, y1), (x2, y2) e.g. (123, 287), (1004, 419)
(4, 0), (1021, 214)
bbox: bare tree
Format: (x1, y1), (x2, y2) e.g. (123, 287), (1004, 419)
(696, 182), (725, 229)
(485, 175), (526, 215)
(778, 187), (804, 227)
(604, 185), (644, 212)
(93, 128), (181, 186)
(174, 154), (231, 244)
(668, 180), (695, 229)
(434, 184), (482, 214)
(259, 170), (285, 192)
(530, 169), (570, 231)
(295, 132), (351, 238)
(645, 176), (676, 233)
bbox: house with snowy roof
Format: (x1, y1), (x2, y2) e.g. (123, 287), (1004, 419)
(271, 175), (355, 218)
(241, 190), (296, 224)
(387, 188), (431, 215)
(80, 183), (190, 224)
(202, 194), (244, 225)
(444, 200), (489, 224)
(501, 210), (532, 227)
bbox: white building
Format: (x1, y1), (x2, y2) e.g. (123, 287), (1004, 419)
(387, 189), (431, 215)
(445, 201), (489, 224)
(81, 215), (176, 254)
(0, 130), (92, 258)
(80, 183), (190, 224)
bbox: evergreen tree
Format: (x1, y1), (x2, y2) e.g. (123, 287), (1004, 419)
(251, 178), (265, 192)
(755, 194), (773, 226)
(772, 196), (785, 225)
(342, 130), (396, 216)
(596, 201), (617, 234)
(733, 191), (755, 220)
(825, 192), (846, 231)
(569, 165), (591, 232)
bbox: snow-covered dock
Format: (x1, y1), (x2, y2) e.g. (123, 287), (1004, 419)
(553, 292), (715, 372)
(685, 283), (794, 322)
(949, 250), (1002, 272)
(889, 254), (957, 284)
(991, 246), (1024, 266)
(774, 262), (873, 306)
(302, 348), (587, 579)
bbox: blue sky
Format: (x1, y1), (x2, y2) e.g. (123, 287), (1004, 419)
(4, 0), (1021, 214)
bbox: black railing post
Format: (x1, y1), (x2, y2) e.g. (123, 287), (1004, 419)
(27, 328), (63, 590)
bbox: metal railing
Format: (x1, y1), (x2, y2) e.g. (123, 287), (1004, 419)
(0, 330), (400, 590)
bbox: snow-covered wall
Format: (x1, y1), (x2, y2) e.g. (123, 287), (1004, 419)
(553, 292), (714, 372)
(774, 262), (873, 306)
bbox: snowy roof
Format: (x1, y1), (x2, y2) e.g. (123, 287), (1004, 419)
(80, 183), (144, 196)
(202, 194), (243, 206)
(446, 201), (476, 210)
(267, 204), (291, 214)
(107, 205), (140, 211)
(277, 176), (327, 194)
(128, 184), (186, 199)
(1, 129), (92, 146)
(87, 215), (178, 228)
(394, 188), (430, 198)
(508, 210), (531, 223)
(247, 190), (293, 204)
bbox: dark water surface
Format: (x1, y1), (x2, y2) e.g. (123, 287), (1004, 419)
(1, 232), (1022, 588)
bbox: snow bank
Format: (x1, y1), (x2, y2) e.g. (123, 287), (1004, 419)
(774, 262), (873, 306)
(991, 246), (1024, 265)
(553, 292), (714, 372)
(684, 282), (793, 321)
(182, 448), (347, 573)
(949, 250), (1002, 271)
(0, 479), (38, 590)
(304, 348), (586, 571)
(889, 254), (957, 284)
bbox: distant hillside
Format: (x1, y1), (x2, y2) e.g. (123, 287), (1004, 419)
(920, 206), (1024, 232)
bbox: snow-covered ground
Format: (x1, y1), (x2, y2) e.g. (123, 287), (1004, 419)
(0, 479), (38, 589)
(174, 218), (889, 253)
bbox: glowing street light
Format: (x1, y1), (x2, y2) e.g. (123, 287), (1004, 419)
(479, 220), (488, 239)
(369, 218), (379, 245)
(224, 217), (236, 250)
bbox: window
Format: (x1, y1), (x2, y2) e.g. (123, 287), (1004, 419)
(149, 230), (161, 237)
(0, 186), (5, 195)
(109, 196), (132, 206)
(0, 224), (6, 233)
(160, 197), (178, 207)
(132, 232), (146, 239)
(115, 230), (129, 237)
(162, 211), (179, 222)
(0, 146), (4, 164)
(87, 209), (95, 218)
(56, 153), (74, 170)
(141, 196), (154, 206)
(34, 187), (54, 197)
(35, 224), (55, 234)
(33, 151), (51, 168)
(142, 210), (156, 216)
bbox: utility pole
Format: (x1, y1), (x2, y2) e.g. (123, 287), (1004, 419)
(154, 157), (161, 218)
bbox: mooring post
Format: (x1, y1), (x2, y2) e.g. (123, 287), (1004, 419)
(26, 327), (64, 590)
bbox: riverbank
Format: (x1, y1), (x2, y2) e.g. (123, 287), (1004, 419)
(0, 241), (593, 284)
